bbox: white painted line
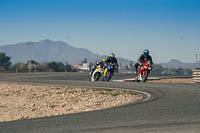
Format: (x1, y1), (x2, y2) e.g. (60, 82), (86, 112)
(3, 81), (151, 104)
(64, 85), (152, 103)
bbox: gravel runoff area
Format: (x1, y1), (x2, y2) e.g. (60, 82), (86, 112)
(0, 82), (143, 122)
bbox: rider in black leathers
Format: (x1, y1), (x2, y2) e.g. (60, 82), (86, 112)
(105, 53), (118, 74)
(90, 53), (118, 76)
(135, 49), (153, 74)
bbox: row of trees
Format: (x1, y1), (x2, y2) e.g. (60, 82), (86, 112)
(0, 52), (193, 75)
(0, 53), (12, 71)
(0, 52), (77, 72)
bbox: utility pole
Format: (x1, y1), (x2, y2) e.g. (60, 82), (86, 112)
(195, 53), (199, 69)
(26, 42), (33, 72)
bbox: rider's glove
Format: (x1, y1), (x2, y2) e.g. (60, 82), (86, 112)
(138, 62), (142, 66)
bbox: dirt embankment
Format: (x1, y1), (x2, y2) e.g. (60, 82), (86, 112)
(0, 82), (142, 122)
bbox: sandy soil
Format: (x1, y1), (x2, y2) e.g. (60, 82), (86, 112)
(149, 78), (194, 83)
(0, 82), (142, 122)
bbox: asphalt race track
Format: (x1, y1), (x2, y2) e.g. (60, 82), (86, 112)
(0, 72), (200, 133)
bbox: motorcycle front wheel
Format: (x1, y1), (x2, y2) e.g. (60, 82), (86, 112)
(142, 71), (149, 82)
(93, 72), (101, 81)
(104, 71), (111, 81)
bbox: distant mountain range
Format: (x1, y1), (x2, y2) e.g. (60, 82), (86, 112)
(0, 39), (199, 69)
(0, 39), (134, 66)
(160, 59), (200, 69)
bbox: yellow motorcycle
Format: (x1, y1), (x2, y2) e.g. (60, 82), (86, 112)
(90, 64), (105, 81)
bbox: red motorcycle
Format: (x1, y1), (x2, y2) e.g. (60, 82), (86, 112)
(136, 61), (152, 82)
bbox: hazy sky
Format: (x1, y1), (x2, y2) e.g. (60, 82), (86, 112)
(0, 0), (200, 63)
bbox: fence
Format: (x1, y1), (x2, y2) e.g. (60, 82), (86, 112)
(193, 69), (200, 83)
